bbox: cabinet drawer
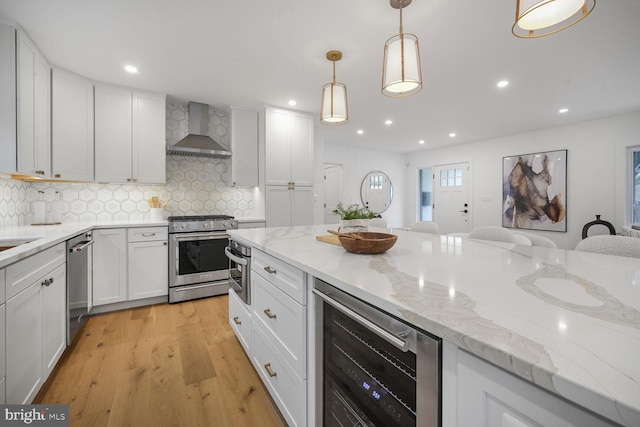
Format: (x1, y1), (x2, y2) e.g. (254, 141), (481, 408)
(229, 289), (252, 357)
(127, 226), (168, 242)
(6, 243), (65, 300)
(253, 322), (306, 427)
(253, 273), (306, 378)
(253, 249), (305, 304)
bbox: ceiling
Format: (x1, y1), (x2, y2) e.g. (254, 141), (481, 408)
(1, 0), (639, 154)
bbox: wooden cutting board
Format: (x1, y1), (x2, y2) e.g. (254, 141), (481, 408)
(315, 234), (341, 246)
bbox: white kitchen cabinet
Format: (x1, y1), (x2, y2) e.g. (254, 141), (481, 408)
(0, 268), (5, 404)
(264, 107), (313, 187)
(0, 302), (5, 404)
(132, 90), (166, 184)
(234, 247), (308, 427)
(253, 322), (307, 427)
(17, 28), (50, 178)
(265, 185), (314, 228)
(5, 243), (66, 405)
(128, 227), (168, 300)
(0, 24), (16, 174)
(95, 84), (166, 184)
(51, 67), (94, 181)
(93, 228), (128, 306)
(228, 107), (259, 187)
(40, 264), (66, 379)
(456, 349), (612, 427)
(229, 288), (252, 356)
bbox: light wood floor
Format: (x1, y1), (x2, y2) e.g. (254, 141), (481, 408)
(34, 295), (287, 427)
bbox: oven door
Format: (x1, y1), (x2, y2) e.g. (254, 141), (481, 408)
(169, 232), (230, 288)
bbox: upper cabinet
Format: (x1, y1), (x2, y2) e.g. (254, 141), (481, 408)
(95, 84), (166, 184)
(0, 24), (16, 174)
(264, 107), (313, 187)
(17, 28), (50, 178)
(228, 107), (259, 187)
(51, 67), (94, 182)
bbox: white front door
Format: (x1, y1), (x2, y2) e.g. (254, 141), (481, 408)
(433, 162), (470, 234)
(324, 164), (342, 224)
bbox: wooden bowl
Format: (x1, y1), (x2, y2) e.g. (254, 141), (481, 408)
(338, 232), (398, 254)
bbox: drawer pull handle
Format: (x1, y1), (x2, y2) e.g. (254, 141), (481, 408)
(233, 316), (242, 325)
(142, 233), (156, 236)
(264, 363), (277, 378)
(263, 309), (277, 319)
(264, 266), (277, 274)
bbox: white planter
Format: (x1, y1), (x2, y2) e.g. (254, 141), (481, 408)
(339, 219), (370, 233)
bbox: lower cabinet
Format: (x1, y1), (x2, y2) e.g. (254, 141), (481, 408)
(0, 302), (6, 404)
(5, 244), (66, 404)
(228, 247), (308, 426)
(265, 185), (314, 228)
(127, 227), (168, 300)
(456, 349), (613, 427)
(228, 288), (252, 356)
(92, 228), (127, 305)
(93, 226), (168, 307)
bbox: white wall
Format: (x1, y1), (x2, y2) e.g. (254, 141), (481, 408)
(324, 143), (407, 228)
(406, 111), (640, 249)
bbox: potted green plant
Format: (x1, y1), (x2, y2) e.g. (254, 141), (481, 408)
(332, 202), (375, 233)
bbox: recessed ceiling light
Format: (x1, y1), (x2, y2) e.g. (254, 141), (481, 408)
(124, 65), (138, 74)
(357, 129), (364, 135)
(385, 119), (393, 125)
(449, 133), (456, 138)
(419, 140), (425, 144)
(288, 100), (297, 106)
(497, 80), (509, 88)
(559, 108), (569, 113)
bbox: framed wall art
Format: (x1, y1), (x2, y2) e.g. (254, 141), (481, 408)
(502, 149), (567, 232)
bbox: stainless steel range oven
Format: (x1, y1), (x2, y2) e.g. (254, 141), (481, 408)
(314, 278), (441, 427)
(168, 215), (238, 303)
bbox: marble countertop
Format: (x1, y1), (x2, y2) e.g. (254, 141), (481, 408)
(0, 220), (168, 269)
(228, 225), (640, 427)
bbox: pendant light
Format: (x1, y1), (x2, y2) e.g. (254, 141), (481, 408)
(320, 50), (348, 125)
(512, 0), (596, 38)
(382, 0), (422, 97)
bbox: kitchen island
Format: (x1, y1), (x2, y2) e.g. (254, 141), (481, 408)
(228, 225), (640, 427)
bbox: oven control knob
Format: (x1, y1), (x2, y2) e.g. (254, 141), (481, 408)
(180, 224), (187, 230)
(203, 223), (209, 229)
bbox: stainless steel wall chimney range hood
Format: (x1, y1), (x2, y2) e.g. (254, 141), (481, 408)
(166, 102), (232, 158)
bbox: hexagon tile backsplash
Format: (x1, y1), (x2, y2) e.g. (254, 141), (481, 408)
(0, 102), (262, 227)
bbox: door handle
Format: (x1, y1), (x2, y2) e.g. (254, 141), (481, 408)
(459, 209), (468, 213)
(264, 363), (277, 378)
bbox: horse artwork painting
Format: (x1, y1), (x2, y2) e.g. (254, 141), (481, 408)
(502, 150), (567, 232)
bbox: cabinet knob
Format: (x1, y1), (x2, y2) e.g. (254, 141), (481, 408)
(263, 308), (277, 319)
(233, 316), (242, 325)
(54, 173), (61, 178)
(133, 178), (138, 182)
(264, 363), (277, 378)
(127, 178), (132, 182)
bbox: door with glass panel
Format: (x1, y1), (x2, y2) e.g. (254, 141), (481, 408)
(433, 162), (470, 234)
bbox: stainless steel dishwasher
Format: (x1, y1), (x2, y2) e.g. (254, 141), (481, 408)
(66, 232), (93, 345)
(314, 278), (441, 426)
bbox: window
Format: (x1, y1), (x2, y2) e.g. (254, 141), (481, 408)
(439, 168), (463, 187)
(632, 147), (640, 224)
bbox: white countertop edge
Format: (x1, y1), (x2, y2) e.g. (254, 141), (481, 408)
(227, 228), (639, 427)
(0, 220), (169, 268)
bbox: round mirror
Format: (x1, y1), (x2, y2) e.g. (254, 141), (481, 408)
(360, 170), (393, 214)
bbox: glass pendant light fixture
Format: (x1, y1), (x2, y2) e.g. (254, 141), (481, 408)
(512, 0), (596, 38)
(382, 0), (422, 97)
(321, 50), (348, 125)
